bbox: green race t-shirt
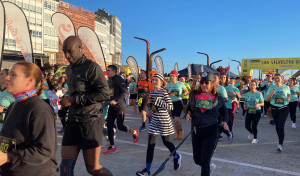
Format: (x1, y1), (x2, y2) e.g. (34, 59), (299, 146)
(183, 82), (190, 99)
(217, 86), (228, 99)
(290, 85), (299, 102)
(166, 81), (186, 102)
(129, 83), (137, 94)
(245, 91), (264, 110)
(225, 85), (235, 109)
(234, 82), (240, 88)
(267, 84), (291, 107)
(261, 81), (275, 101)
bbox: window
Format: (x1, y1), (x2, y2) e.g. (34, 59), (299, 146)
(4, 39), (8, 46)
(44, 1), (47, 8)
(31, 30), (36, 37)
(9, 39), (16, 46)
(36, 31), (42, 38)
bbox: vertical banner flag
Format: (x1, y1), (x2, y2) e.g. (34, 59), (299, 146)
(154, 55), (164, 76)
(238, 65), (241, 76)
(52, 12), (76, 44)
(126, 56), (139, 82)
(200, 64), (204, 72)
(3, 2), (33, 62)
(188, 64), (192, 79)
(0, 1), (5, 68)
(174, 62), (178, 72)
(78, 26), (106, 71)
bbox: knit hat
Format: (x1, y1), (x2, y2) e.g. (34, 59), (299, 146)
(153, 73), (164, 82)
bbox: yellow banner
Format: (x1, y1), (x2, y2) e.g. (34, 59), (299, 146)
(241, 58), (300, 76)
(261, 69), (277, 74)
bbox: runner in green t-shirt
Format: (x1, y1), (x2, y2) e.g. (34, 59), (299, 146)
(288, 78), (299, 128)
(266, 74), (291, 152)
(244, 81), (264, 144)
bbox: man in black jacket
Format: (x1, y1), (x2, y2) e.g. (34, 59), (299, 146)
(59, 36), (112, 176)
(103, 65), (139, 154)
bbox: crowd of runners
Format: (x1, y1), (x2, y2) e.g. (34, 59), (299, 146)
(0, 36), (299, 176)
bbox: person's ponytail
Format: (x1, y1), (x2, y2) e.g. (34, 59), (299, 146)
(36, 78), (46, 96)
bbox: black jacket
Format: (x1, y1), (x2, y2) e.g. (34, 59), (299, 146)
(1, 96), (57, 176)
(186, 91), (229, 128)
(108, 74), (128, 108)
(66, 55), (110, 121)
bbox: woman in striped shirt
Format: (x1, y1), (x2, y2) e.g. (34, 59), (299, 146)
(136, 73), (182, 176)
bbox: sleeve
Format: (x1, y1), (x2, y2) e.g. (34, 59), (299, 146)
(286, 87), (291, 95)
(266, 86), (272, 96)
(260, 82), (267, 91)
(154, 90), (173, 111)
(186, 91), (196, 115)
(111, 76), (128, 102)
(259, 92), (264, 103)
(186, 83), (191, 90)
(8, 107), (56, 167)
(218, 97), (229, 123)
(166, 83), (170, 91)
(72, 63), (110, 105)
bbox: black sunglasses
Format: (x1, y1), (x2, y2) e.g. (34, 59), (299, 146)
(200, 81), (210, 85)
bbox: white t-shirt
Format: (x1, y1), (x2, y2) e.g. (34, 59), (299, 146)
(48, 90), (64, 113)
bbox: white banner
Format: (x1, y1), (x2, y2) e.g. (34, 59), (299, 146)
(51, 12), (75, 44)
(0, 1), (5, 68)
(174, 62), (178, 72)
(188, 64), (192, 79)
(78, 26), (106, 71)
(3, 2), (32, 62)
(154, 55), (164, 76)
(126, 56), (139, 82)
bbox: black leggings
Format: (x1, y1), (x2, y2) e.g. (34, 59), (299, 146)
(240, 102), (246, 116)
(289, 101), (298, 123)
(146, 134), (177, 163)
(192, 125), (218, 176)
(271, 106), (289, 145)
(245, 110), (261, 139)
(107, 106), (131, 146)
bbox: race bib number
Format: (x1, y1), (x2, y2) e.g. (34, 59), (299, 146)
(196, 99), (213, 109)
(171, 90), (179, 97)
(130, 90), (134, 94)
(151, 104), (159, 113)
(0, 136), (16, 153)
(240, 97), (245, 101)
(248, 108), (256, 114)
(275, 98), (284, 105)
(109, 88), (114, 97)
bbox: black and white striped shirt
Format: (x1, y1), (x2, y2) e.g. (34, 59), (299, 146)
(148, 88), (174, 136)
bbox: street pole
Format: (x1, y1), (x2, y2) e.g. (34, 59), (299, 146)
(197, 52), (209, 66)
(209, 60), (222, 67)
(135, 37), (166, 79)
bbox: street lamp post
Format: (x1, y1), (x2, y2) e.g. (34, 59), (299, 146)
(231, 59), (242, 76)
(135, 37), (166, 79)
(197, 52), (209, 66)
(209, 60), (222, 67)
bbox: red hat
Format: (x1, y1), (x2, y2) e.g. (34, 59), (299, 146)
(266, 72), (273, 76)
(170, 70), (178, 76)
(126, 74), (129, 78)
(103, 71), (107, 76)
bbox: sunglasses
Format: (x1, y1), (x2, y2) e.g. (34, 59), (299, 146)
(200, 81), (210, 85)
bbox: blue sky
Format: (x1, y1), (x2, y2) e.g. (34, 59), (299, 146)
(67, 0), (300, 78)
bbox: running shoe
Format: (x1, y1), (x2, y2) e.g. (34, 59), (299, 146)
(139, 126), (146, 132)
(277, 144), (283, 152)
(210, 163), (216, 171)
(292, 123), (296, 129)
(228, 132), (233, 144)
(173, 154), (182, 170)
(248, 133), (254, 140)
(103, 146), (117, 155)
(264, 114), (268, 118)
(252, 139), (258, 144)
(133, 129), (139, 143)
(58, 128), (65, 134)
(136, 168), (150, 176)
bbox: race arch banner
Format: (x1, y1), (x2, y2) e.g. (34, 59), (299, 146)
(78, 26), (106, 71)
(3, 1), (33, 62)
(241, 58), (300, 76)
(51, 12), (76, 44)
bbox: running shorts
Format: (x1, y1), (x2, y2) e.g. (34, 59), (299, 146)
(62, 117), (104, 150)
(171, 100), (183, 118)
(130, 94), (137, 99)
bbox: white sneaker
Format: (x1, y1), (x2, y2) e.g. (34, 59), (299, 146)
(264, 114), (268, 118)
(292, 123), (296, 129)
(248, 133), (254, 140)
(210, 163), (216, 171)
(252, 139), (258, 144)
(277, 144), (283, 152)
